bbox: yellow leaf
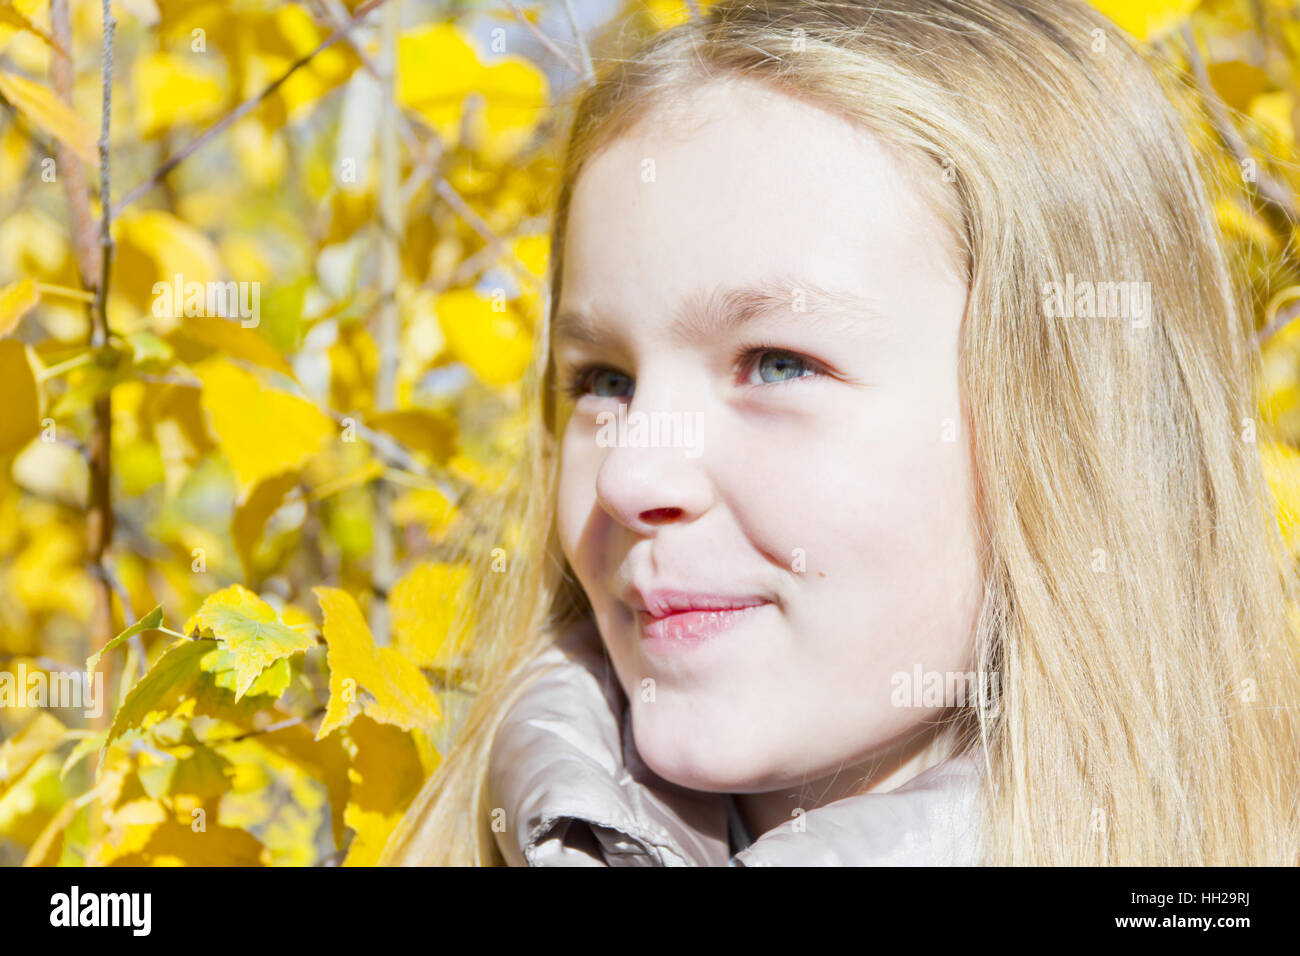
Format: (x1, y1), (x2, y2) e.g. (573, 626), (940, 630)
(469, 56), (548, 164)
(0, 338), (40, 455)
(365, 409), (457, 463)
(342, 715), (429, 865)
(232, 470), (301, 575)
(131, 50), (225, 137)
(314, 586), (442, 739)
(0, 0), (61, 53)
(436, 288), (534, 386)
(511, 234), (549, 281)
(230, 116), (286, 188)
(106, 818), (272, 865)
(1261, 441), (1300, 553)
(1088, 0), (1197, 42)
(1208, 60), (1271, 113)
(105, 639), (209, 747)
(194, 358), (334, 497)
(397, 23), (482, 146)
(0, 277), (39, 336)
(113, 210), (224, 331)
(0, 69), (95, 164)
(391, 562), (473, 668)
(1250, 91), (1295, 150)
(170, 313), (296, 379)
(0, 712), (64, 794)
(182, 584), (316, 700)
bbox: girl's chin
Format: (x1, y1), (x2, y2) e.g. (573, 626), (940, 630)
(630, 713), (782, 793)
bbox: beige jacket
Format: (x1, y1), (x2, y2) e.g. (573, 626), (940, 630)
(487, 620), (985, 866)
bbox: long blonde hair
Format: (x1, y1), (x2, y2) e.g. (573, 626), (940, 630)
(381, 0), (1300, 866)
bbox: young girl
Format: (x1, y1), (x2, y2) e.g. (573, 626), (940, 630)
(379, 0), (1300, 866)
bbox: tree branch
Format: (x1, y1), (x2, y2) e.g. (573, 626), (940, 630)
(112, 0), (393, 218)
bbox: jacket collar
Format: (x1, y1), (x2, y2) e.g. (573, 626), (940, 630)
(488, 621), (984, 866)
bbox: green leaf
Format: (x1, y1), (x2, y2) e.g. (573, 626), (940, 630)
(87, 604), (163, 675)
(183, 585), (316, 700)
(105, 639), (211, 750)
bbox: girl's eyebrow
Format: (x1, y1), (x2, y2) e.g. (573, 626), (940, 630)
(552, 274), (886, 347)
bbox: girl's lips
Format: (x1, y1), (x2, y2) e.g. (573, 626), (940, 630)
(637, 602), (772, 649)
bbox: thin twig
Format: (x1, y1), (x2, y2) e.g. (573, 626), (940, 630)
(48, 0), (100, 291)
(560, 0), (595, 83)
(112, 0), (392, 218)
(502, 0), (582, 77)
(370, 0), (401, 646)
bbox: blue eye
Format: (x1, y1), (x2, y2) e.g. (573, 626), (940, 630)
(564, 366), (634, 399)
(561, 346), (825, 401)
(747, 349), (817, 384)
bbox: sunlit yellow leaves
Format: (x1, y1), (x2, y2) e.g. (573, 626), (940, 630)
(328, 319), (377, 411)
(436, 288), (534, 385)
(467, 57), (549, 166)
(170, 313), (296, 379)
(0, 338), (40, 454)
(0, 277), (39, 336)
(398, 22), (548, 162)
(231, 116), (288, 189)
(1262, 441), (1300, 554)
(1208, 60), (1271, 113)
(1215, 198), (1278, 253)
(391, 486), (457, 539)
(0, 711), (64, 792)
(105, 638), (211, 747)
(136, 733), (233, 805)
(0, 749), (63, 846)
(314, 586), (442, 739)
(194, 358), (334, 497)
(512, 234), (549, 282)
(0, 207), (68, 280)
(3, 507), (93, 617)
(1250, 91), (1295, 151)
(112, 210), (224, 331)
(102, 817), (272, 866)
(182, 584), (316, 699)
(0, 69), (96, 164)
(365, 409), (457, 463)
(644, 0), (717, 30)
(0, 0), (60, 53)
(232, 469), (301, 576)
(243, 4), (358, 123)
(1088, 0), (1199, 41)
(131, 50), (225, 137)
(398, 23), (480, 144)
(391, 561), (473, 669)
(341, 714), (430, 865)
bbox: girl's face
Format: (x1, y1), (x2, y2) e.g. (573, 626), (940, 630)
(553, 77), (983, 807)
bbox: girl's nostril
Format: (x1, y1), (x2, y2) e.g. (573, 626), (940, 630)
(641, 507), (682, 523)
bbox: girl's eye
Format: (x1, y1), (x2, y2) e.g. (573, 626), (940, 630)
(564, 366), (634, 400)
(562, 347), (824, 400)
(741, 347), (822, 386)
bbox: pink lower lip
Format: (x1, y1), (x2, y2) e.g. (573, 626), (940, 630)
(637, 603), (770, 649)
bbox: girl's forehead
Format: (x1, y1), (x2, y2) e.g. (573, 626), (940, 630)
(560, 120), (963, 323)
(561, 79), (967, 306)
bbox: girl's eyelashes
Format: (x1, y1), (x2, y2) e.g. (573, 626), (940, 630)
(558, 344), (829, 400)
(736, 344), (826, 387)
(562, 365), (634, 400)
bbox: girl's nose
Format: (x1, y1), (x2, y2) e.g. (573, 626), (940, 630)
(593, 432), (713, 534)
